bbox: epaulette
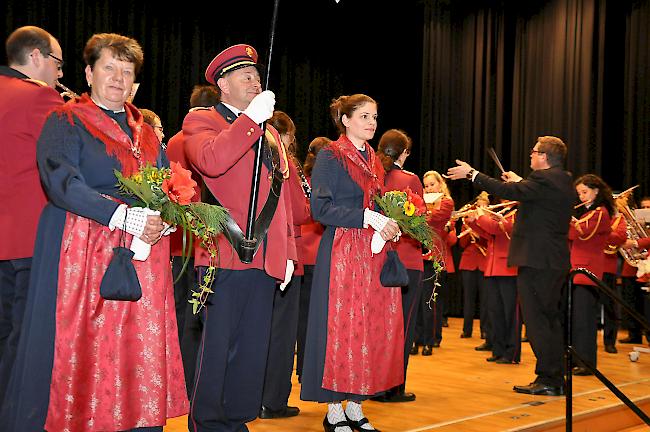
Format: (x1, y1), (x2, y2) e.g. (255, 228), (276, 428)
(23, 78), (49, 87)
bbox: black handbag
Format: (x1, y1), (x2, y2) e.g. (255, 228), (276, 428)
(380, 250), (409, 287)
(99, 209), (142, 301)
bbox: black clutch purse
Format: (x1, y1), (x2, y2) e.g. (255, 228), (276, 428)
(100, 209), (142, 301)
(380, 250), (409, 287)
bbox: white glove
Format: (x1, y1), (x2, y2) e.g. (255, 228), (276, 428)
(130, 236), (151, 261)
(242, 90), (276, 124)
(371, 231), (387, 254)
(279, 260), (295, 291)
(162, 222), (176, 236)
(109, 204), (158, 238)
(363, 208), (390, 232)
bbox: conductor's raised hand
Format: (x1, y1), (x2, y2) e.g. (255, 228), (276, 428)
(446, 159), (474, 180)
(501, 171), (522, 183)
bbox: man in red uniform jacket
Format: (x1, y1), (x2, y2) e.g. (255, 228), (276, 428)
(182, 44), (297, 432)
(0, 26), (64, 399)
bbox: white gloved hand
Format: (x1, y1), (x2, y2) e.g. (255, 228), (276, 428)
(109, 204), (158, 238)
(371, 231), (387, 254)
(162, 222), (176, 236)
(279, 260), (295, 291)
(242, 90), (276, 124)
(363, 208), (390, 232)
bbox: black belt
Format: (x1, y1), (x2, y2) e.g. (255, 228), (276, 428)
(202, 170), (284, 264)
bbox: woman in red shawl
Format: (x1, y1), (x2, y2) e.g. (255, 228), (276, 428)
(0, 33), (188, 431)
(300, 94), (403, 432)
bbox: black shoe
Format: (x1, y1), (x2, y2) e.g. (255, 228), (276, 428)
(475, 342), (492, 351)
(480, 332), (487, 339)
(486, 355), (499, 362)
(371, 389), (416, 403)
(409, 344), (419, 355)
(422, 345), (433, 356)
(460, 332), (472, 338)
(619, 336), (642, 344)
(323, 415), (350, 432)
(259, 405), (300, 419)
(605, 344), (618, 354)
(513, 382), (564, 396)
(572, 366), (594, 376)
(432, 341), (441, 348)
(345, 413), (381, 432)
(442, 318), (449, 327)
(521, 337), (529, 343)
(496, 357), (519, 364)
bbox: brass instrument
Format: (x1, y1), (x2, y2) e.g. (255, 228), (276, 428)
(56, 81), (79, 99)
(613, 185), (648, 267)
(451, 200), (517, 220)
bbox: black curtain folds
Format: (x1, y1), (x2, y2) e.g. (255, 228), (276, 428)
(421, 0), (649, 204)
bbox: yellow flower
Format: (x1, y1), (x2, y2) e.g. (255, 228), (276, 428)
(404, 201), (416, 216)
(132, 173), (143, 183)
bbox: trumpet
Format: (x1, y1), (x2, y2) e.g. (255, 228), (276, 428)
(56, 81), (79, 99)
(451, 200), (517, 220)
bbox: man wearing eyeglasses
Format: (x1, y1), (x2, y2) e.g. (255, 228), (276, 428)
(447, 136), (574, 396)
(0, 25), (64, 401)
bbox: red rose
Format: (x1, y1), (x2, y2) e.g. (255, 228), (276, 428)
(162, 161), (197, 205)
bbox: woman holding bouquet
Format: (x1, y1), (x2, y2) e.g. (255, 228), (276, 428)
(1, 33), (188, 431)
(372, 129), (422, 403)
(301, 94), (403, 432)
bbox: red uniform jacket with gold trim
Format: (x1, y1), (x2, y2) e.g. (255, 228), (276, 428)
(469, 209), (518, 277)
(384, 167), (424, 271)
(424, 197), (454, 271)
(182, 107), (297, 280)
(286, 158), (311, 276)
(458, 222), (487, 272)
(569, 206), (612, 285)
(0, 71), (63, 259)
(603, 214), (627, 275)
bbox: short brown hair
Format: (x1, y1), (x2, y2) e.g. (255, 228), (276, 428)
(5, 26), (54, 65)
(83, 33), (144, 74)
(536, 136), (567, 167)
(189, 85), (220, 108)
(303, 137), (331, 177)
(378, 129), (412, 172)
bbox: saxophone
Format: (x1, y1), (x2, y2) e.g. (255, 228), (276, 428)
(613, 186), (648, 267)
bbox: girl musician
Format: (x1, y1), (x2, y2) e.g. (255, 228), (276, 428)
(466, 197), (521, 364)
(459, 192), (489, 342)
(413, 170), (455, 355)
(569, 174), (614, 375)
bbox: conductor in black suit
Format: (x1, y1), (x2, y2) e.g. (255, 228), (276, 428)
(447, 136), (574, 396)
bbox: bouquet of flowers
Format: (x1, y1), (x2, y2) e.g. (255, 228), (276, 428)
(373, 187), (436, 251)
(115, 162), (229, 313)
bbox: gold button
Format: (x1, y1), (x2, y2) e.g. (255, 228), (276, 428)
(246, 131), (252, 136)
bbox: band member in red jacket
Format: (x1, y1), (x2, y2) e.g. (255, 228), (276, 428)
(458, 193), (489, 342)
(569, 174), (614, 375)
(296, 137), (329, 383)
(600, 211), (628, 354)
(414, 170), (454, 355)
(467, 200), (521, 364)
(166, 84), (220, 394)
(182, 44), (297, 432)
(373, 129), (423, 403)
(0, 26), (64, 401)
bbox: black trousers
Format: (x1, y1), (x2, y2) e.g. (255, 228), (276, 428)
(181, 265), (205, 398)
(571, 284), (600, 368)
(172, 256), (197, 343)
(621, 276), (645, 339)
(461, 269), (487, 337)
(415, 263), (446, 346)
(0, 258), (31, 403)
(189, 269), (275, 432)
(261, 275), (300, 410)
(296, 265), (315, 380)
(402, 269), (423, 384)
(486, 276), (521, 362)
(601, 273), (621, 346)
(517, 267), (566, 387)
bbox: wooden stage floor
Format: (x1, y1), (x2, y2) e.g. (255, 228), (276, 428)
(164, 318), (650, 431)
